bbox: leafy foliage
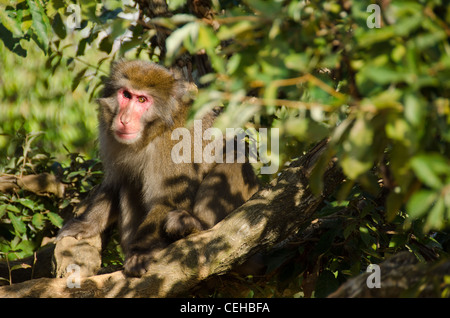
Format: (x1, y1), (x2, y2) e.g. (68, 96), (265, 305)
(1, 0), (450, 297)
(0, 131), (103, 262)
(0, 43), (99, 162)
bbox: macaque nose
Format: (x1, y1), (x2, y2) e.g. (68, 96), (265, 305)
(120, 108), (133, 126)
(120, 115), (130, 125)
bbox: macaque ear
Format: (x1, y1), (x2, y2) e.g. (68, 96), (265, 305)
(152, 67), (195, 128)
(183, 82), (198, 103)
(168, 66), (196, 101)
(101, 60), (126, 98)
(109, 59), (125, 75)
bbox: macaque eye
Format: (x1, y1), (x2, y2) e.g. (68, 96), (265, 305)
(138, 96), (147, 103)
(123, 90), (131, 99)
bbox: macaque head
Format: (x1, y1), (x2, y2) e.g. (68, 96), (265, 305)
(98, 60), (186, 145)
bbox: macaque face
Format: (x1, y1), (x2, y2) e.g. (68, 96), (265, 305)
(98, 60), (183, 146)
(112, 88), (153, 144)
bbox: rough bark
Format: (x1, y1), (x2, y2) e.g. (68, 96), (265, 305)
(52, 236), (103, 278)
(0, 140), (343, 297)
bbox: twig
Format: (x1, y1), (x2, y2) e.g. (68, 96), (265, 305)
(215, 15), (269, 24)
(221, 92), (338, 112)
(250, 74), (346, 101)
(6, 257), (11, 286)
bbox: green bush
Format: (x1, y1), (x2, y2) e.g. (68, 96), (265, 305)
(0, 130), (103, 263)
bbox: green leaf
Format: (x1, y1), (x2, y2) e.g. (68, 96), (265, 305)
(389, 234), (407, 249)
(119, 37), (142, 56)
(11, 263), (32, 271)
(357, 26), (395, 47)
(196, 24), (219, 52)
(6, 205), (21, 214)
(359, 226), (371, 247)
(425, 196), (445, 231)
(103, 0), (123, 12)
(309, 147), (335, 195)
(369, 89), (403, 110)
(385, 117), (412, 146)
(14, 240), (36, 258)
(7, 212), (27, 235)
(340, 115), (374, 179)
(285, 53), (310, 72)
(407, 190), (437, 220)
(0, 10), (23, 37)
(47, 212), (63, 228)
(404, 93), (424, 127)
(414, 30), (446, 50)
(72, 67), (88, 92)
(168, 0), (187, 11)
(80, 0), (99, 22)
(410, 154), (450, 189)
(393, 12), (421, 37)
(217, 20), (254, 41)
(17, 198), (37, 211)
(67, 169), (87, 179)
(52, 12), (67, 39)
(343, 222), (357, 239)
(76, 37), (88, 56)
(110, 18), (130, 39)
(366, 66), (410, 85)
(245, 0), (282, 17)
(32, 213), (45, 229)
(27, 0), (51, 53)
(166, 22), (199, 62)
(99, 35), (114, 54)
(59, 199), (71, 210)
(386, 192), (403, 222)
(0, 205), (6, 219)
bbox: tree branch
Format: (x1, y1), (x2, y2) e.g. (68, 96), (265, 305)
(0, 173), (65, 198)
(328, 251), (450, 298)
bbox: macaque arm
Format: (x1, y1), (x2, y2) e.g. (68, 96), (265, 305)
(57, 184), (119, 240)
(123, 202), (172, 277)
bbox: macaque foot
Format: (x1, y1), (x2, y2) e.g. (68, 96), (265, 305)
(164, 210), (203, 239)
(123, 252), (156, 277)
(56, 219), (95, 241)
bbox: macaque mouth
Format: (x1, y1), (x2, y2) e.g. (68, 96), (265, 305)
(115, 129), (140, 141)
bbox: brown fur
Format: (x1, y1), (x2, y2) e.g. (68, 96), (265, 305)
(57, 60), (259, 277)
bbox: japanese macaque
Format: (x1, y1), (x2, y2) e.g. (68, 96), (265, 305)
(57, 60), (259, 277)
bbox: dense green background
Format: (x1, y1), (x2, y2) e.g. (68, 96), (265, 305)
(0, 0), (449, 296)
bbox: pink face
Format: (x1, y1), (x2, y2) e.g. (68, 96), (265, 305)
(114, 88), (153, 144)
